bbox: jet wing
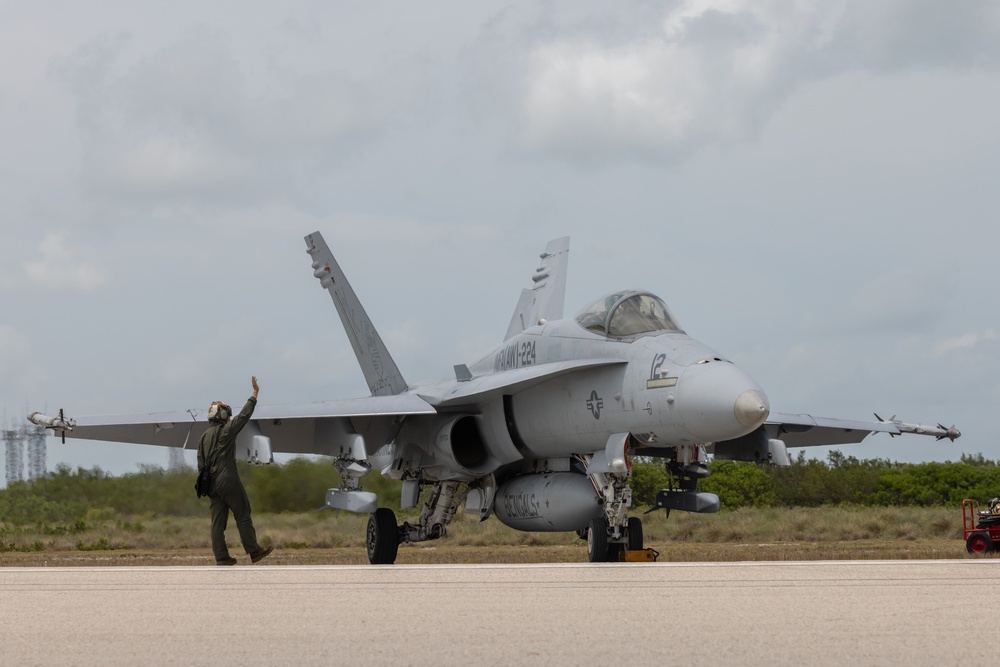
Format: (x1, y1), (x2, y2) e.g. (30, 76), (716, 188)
(50, 394), (437, 455)
(764, 412), (894, 447)
(764, 412), (959, 447)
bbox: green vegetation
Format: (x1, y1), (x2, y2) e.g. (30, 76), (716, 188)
(4, 452), (999, 527)
(0, 459), (402, 525)
(632, 451), (1000, 508)
(0, 453), (994, 562)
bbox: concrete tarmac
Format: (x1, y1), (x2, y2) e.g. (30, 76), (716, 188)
(1, 560), (997, 666)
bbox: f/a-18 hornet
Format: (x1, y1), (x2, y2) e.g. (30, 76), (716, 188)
(29, 233), (960, 564)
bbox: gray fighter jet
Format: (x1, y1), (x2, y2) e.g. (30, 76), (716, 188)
(29, 233), (960, 564)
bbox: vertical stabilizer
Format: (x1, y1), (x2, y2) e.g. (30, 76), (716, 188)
(504, 237), (570, 341)
(305, 232), (408, 396)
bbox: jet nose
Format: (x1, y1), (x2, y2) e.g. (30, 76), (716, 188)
(676, 362), (770, 442)
(734, 389), (770, 429)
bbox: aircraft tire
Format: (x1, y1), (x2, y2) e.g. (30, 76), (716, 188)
(367, 508), (400, 565)
(587, 517), (609, 563)
(966, 531), (993, 555)
(627, 517), (644, 551)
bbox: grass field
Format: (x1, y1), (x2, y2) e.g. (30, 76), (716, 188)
(0, 505), (983, 566)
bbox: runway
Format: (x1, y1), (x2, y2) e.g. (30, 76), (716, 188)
(2, 560), (997, 665)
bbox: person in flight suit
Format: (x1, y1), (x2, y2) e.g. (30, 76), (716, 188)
(197, 376), (273, 566)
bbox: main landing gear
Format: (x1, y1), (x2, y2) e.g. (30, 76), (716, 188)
(365, 480), (468, 565)
(367, 508), (399, 565)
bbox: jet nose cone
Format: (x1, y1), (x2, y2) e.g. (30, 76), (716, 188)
(735, 389), (770, 429)
(676, 362), (770, 442)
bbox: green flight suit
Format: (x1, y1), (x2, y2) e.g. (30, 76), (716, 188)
(197, 396), (262, 560)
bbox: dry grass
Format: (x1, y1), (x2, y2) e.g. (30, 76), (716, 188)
(0, 505), (981, 566)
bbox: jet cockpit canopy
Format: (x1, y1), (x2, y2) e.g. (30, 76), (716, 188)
(575, 290), (682, 337)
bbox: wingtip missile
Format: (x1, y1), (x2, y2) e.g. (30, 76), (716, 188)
(27, 410), (76, 433)
(894, 421), (962, 441)
(875, 413), (961, 442)
(936, 424), (962, 442)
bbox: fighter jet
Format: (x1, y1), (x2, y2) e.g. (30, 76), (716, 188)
(28, 233), (960, 564)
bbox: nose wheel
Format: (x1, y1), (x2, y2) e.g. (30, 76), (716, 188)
(627, 516), (643, 551)
(586, 516), (644, 562)
(587, 517), (609, 562)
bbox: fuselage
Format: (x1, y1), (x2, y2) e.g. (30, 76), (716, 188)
(469, 318), (769, 455)
(400, 293), (770, 482)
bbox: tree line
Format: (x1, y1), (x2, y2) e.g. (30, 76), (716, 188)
(1, 452), (997, 526)
(634, 451), (1000, 510)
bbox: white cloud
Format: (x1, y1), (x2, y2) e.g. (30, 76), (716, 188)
(933, 331), (997, 357)
(22, 231), (108, 293)
(86, 134), (249, 196)
(515, 0), (1000, 162)
(54, 24), (416, 204)
(190, 204), (495, 242)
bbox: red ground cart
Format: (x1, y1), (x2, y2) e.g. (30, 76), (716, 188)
(963, 499), (1000, 554)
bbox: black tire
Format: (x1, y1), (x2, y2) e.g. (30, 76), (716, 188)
(587, 517), (609, 563)
(627, 516), (644, 551)
(966, 532), (993, 555)
(367, 508), (399, 565)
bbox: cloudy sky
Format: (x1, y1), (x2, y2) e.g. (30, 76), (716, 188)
(1, 1), (998, 483)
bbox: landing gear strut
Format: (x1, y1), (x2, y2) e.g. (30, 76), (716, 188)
(584, 462), (644, 563)
(366, 480), (469, 565)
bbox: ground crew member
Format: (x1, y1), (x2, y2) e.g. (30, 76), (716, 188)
(197, 376), (273, 566)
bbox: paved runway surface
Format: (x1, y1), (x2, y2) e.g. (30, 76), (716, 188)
(2, 560), (997, 665)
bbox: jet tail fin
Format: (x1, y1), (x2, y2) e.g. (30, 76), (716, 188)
(504, 237), (570, 341)
(305, 232), (408, 396)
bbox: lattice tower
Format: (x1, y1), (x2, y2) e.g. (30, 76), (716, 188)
(26, 424), (47, 479)
(4, 426), (24, 484)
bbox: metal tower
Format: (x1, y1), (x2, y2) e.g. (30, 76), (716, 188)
(26, 424), (47, 480)
(4, 425), (24, 484)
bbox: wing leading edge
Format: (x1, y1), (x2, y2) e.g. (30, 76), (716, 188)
(765, 411), (960, 447)
(52, 394), (437, 454)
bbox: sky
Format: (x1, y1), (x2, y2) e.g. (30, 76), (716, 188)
(1, 1), (998, 484)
